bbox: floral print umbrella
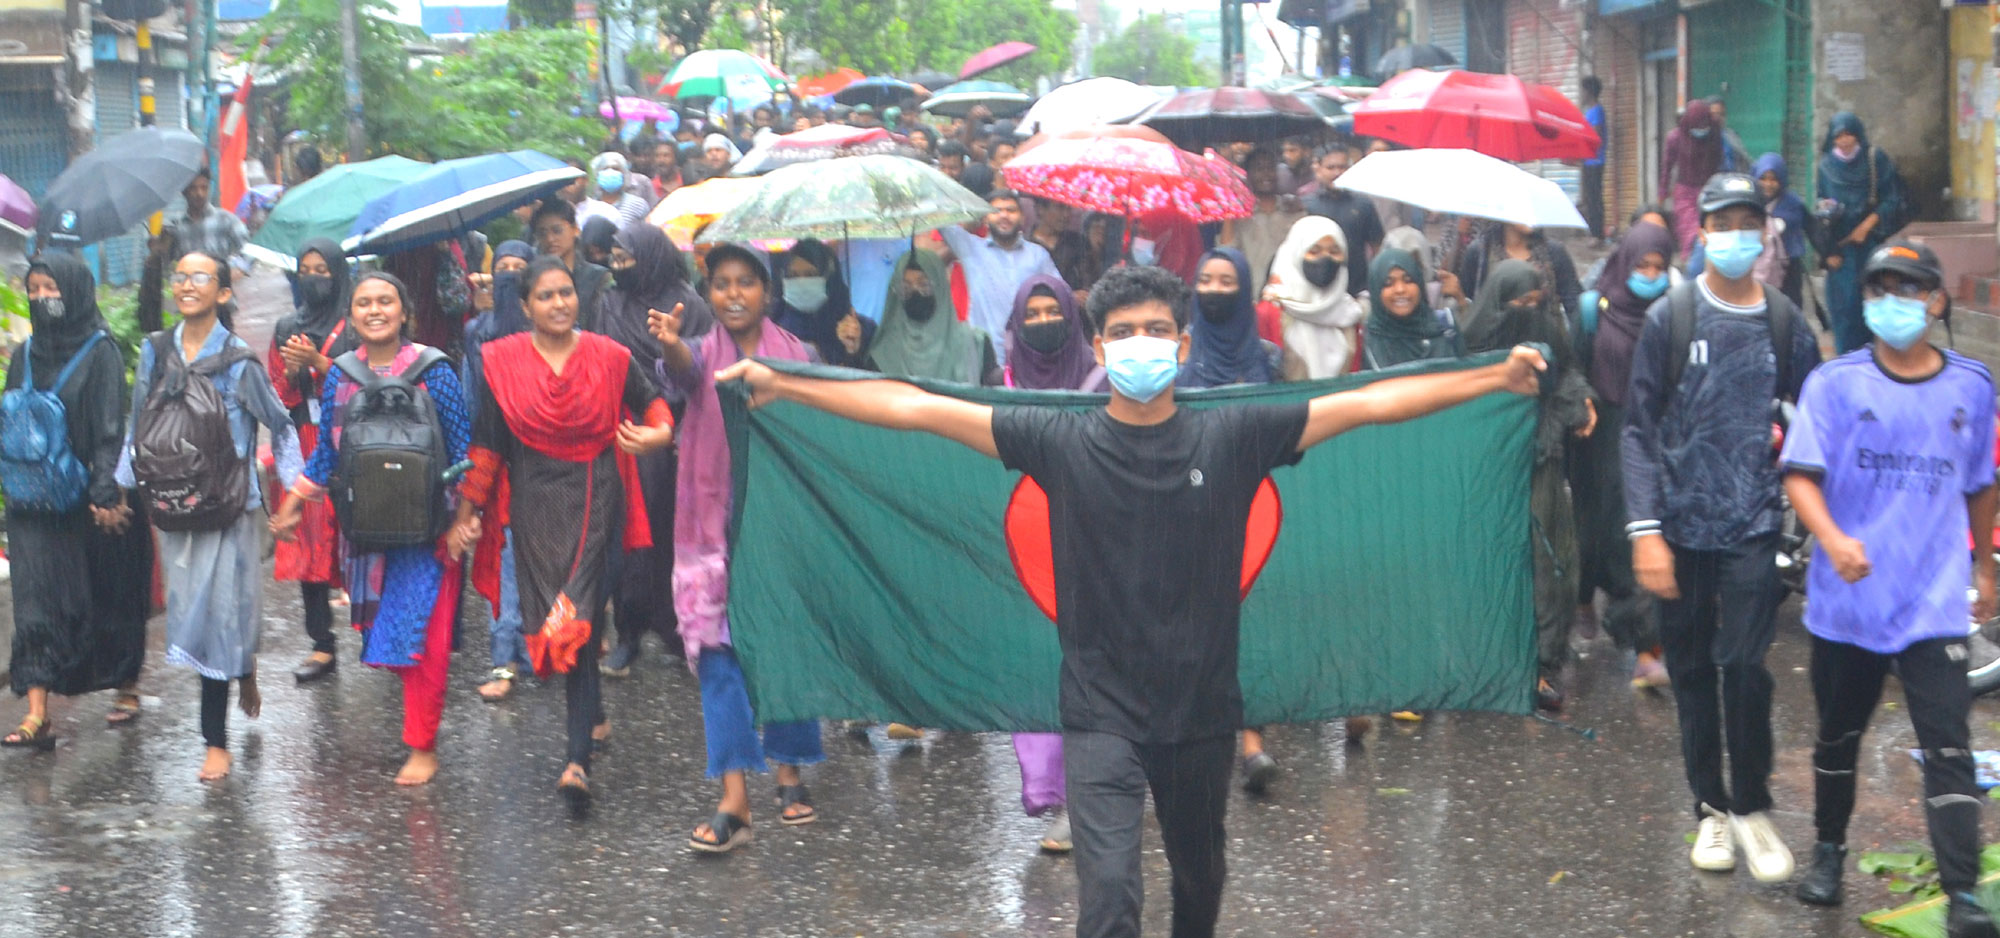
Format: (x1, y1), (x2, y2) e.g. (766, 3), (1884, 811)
(700, 154), (991, 243)
(1001, 126), (1255, 224)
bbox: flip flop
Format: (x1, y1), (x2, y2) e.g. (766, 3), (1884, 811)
(107, 696), (141, 726)
(775, 784), (817, 826)
(2, 715), (55, 751)
(689, 811), (752, 853)
(558, 766), (591, 817)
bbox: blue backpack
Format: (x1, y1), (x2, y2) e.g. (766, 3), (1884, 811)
(0, 331), (108, 512)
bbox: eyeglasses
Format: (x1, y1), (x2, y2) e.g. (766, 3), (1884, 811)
(169, 272), (218, 287)
(1863, 281), (1932, 300)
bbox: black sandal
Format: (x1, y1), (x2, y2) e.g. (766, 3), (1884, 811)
(557, 765), (591, 816)
(689, 811), (753, 853)
(1, 715), (54, 750)
(775, 784), (817, 825)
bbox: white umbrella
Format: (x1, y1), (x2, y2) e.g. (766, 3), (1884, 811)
(1335, 148), (1587, 230)
(1018, 77), (1171, 137)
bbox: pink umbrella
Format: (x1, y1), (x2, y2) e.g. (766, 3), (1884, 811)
(0, 174), (35, 234)
(1350, 69), (1599, 162)
(960, 41), (1037, 80)
(1001, 125), (1254, 224)
(600, 96), (678, 122)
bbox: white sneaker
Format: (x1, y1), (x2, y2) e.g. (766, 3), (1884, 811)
(1730, 811), (1795, 883)
(1690, 813), (1736, 872)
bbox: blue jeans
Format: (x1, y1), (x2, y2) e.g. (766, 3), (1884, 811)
(488, 530), (528, 670)
(697, 646), (823, 778)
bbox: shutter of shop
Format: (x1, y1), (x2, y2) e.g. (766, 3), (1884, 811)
(1506, 0), (1584, 198)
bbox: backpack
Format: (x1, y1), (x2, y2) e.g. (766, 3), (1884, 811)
(1659, 281), (1800, 418)
(330, 347), (452, 553)
(132, 331), (256, 531)
(0, 331), (108, 513)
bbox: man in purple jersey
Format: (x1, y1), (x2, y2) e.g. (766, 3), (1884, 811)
(1781, 240), (2000, 937)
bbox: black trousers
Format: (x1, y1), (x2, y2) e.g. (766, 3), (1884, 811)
(302, 582), (335, 654)
(1658, 535), (1781, 817)
(200, 677), (229, 750)
(566, 635), (603, 770)
(1581, 163), (1606, 238)
(1567, 402), (1656, 651)
(613, 448), (680, 649)
(1811, 634), (1984, 893)
(1065, 730), (1233, 938)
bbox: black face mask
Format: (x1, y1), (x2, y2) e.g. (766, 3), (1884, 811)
(299, 275), (338, 307)
(1301, 257), (1339, 288)
(611, 264), (642, 291)
(903, 292), (937, 322)
(1196, 290), (1236, 323)
(28, 297), (64, 322)
(1019, 317), (1069, 354)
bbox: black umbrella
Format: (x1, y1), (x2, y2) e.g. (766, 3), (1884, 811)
(36, 127), (206, 247)
(834, 77), (925, 109)
(1372, 43), (1458, 81)
(904, 70), (957, 91)
(1133, 88), (1329, 150)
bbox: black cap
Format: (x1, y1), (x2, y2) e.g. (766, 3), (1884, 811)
(1862, 239), (1944, 290)
(1698, 172), (1763, 217)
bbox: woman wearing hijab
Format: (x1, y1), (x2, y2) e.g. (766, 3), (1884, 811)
(1660, 101), (1723, 255)
(600, 222), (714, 676)
(1456, 221), (1583, 324)
(1752, 152), (1808, 306)
(1816, 112), (1909, 353)
(1184, 247), (1276, 388)
(1572, 222), (1675, 689)
(454, 257), (675, 812)
(865, 249), (998, 385)
(650, 244), (824, 853)
(1005, 274), (1104, 393)
(775, 239), (873, 369)
(267, 237), (356, 685)
(579, 217), (619, 271)
(1265, 216), (1365, 380)
(458, 240), (537, 700)
(1360, 249), (1464, 370)
(2, 255), (150, 748)
(1463, 260), (1596, 711)
(271, 272), (470, 785)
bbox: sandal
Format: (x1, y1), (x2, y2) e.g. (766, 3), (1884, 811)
(477, 667), (516, 703)
(557, 765), (591, 816)
(107, 695), (142, 726)
(689, 811), (753, 853)
(775, 784), (817, 826)
(2, 715), (54, 750)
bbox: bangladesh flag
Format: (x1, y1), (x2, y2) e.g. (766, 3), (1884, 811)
(721, 351), (1539, 733)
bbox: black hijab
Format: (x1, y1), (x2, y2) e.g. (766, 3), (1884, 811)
(24, 253), (108, 382)
(607, 222), (712, 383)
(478, 239), (536, 343)
(276, 237), (351, 348)
(773, 239), (873, 368)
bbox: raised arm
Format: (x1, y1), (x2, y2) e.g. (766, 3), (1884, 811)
(1296, 346), (1545, 452)
(715, 358), (998, 459)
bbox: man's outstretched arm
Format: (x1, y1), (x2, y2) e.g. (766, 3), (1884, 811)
(715, 359), (999, 458)
(1296, 346), (1547, 452)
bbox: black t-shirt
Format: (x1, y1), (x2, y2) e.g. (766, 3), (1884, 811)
(992, 403), (1310, 744)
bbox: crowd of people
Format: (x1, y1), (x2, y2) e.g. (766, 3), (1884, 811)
(3, 92), (1996, 938)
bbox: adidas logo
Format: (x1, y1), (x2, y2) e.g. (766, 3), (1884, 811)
(1858, 409), (1878, 423)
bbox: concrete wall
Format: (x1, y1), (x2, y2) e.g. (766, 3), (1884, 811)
(1814, 0), (1949, 221)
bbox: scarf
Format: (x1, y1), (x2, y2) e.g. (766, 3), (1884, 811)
(608, 223), (711, 384)
(1184, 247), (1272, 388)
(772, 239), (872, 368)
(1363, 249), (1458, 369)
(1268, 216), (1364, 379)
(1818, 111), (1885, 239)
(1464, 259), (1554, 355)
(1751, 151), (1808, 257)
(1005, 274), (1101, 391)
(274, 238), (352, 349)
(24, 253), (108, 381)
(1589, 222), (1676, 403)
(1668, 100), (1721, 189)
(869, 249), (984, 383)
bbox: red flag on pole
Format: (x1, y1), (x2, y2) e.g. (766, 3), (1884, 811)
(217, 70), (253, 216)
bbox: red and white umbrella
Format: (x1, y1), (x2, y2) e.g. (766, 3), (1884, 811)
(1349, 69), (1599, 162)
(1002, 125), (1254, 224)
(729, 125), (923, 176)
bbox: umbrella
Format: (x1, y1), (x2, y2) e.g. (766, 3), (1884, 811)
(645, 176), (792, 251)
(1350, 69), (1600, 162)
(1002, 125), (1255, 225)
(834, 77), (925, 109)
(701, 154), (989, 243)
(921, 80), (1034, 120)
(1018, 77), (1171, 137)
(959, 41), (1037, 80)
(1371, 43), (1458, 81)
(245, 155), (432, 268)
(0, 174), (36, 237)
(1334, 148), (1586, 230)
(904, 70), (957, 92)
(35, 127), (205, 246)
(599, 96), (677, 122)
(658, 50), (789, 109)
(1133, 87), (1329, 150)
(345, 150), (582, 256)
(730, 125), (924, 177)
(797, 67), (865, 98)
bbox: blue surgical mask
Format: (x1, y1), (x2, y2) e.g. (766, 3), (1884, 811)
(596, 169), (625, 193)
(787, 276), (828, 314)
(1626, 270), (1669, 300)
(1102, 335), (1179, 403)
(1130, 237), (1158, 267)
(1864, 294), (1931, 350)
(1703, 229), (1764, 280)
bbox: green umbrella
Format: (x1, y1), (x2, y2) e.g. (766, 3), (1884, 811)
(245, 155), (431, 267)
(701, 154), (990, 243)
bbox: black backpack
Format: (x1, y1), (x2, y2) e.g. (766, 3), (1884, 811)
(330, 347), (452, 553)
(1661, 280), (1801, 414)
(132, 332), (256, 531)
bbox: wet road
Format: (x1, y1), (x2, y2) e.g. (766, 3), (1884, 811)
(0, 585), (1991, 938)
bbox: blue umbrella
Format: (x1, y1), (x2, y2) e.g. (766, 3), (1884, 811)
(834, 77), (923, 109)
(344, 150), (581, 256)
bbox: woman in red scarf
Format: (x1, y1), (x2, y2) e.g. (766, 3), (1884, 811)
(451, 256), (674, 813)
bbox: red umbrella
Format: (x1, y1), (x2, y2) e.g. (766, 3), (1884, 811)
(960, 41), (1037, 80)
(1134, 87), (1330, 150)
(1350, 69), (1600, 162)
(1001, 125), (1255, 224)
(798, 67), (865, 98)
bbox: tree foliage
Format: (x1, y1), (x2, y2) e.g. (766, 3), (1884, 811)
(251, 0), (434, 152)
(768, 0), (1075, 86)
(1091, 12), (1212, 87)
(508, 0), (574, 29)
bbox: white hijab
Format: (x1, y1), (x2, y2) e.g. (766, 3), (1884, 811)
(1268, 215), (1363, 378)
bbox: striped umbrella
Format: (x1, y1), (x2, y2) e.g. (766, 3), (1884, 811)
(657, 50), (789, 110)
